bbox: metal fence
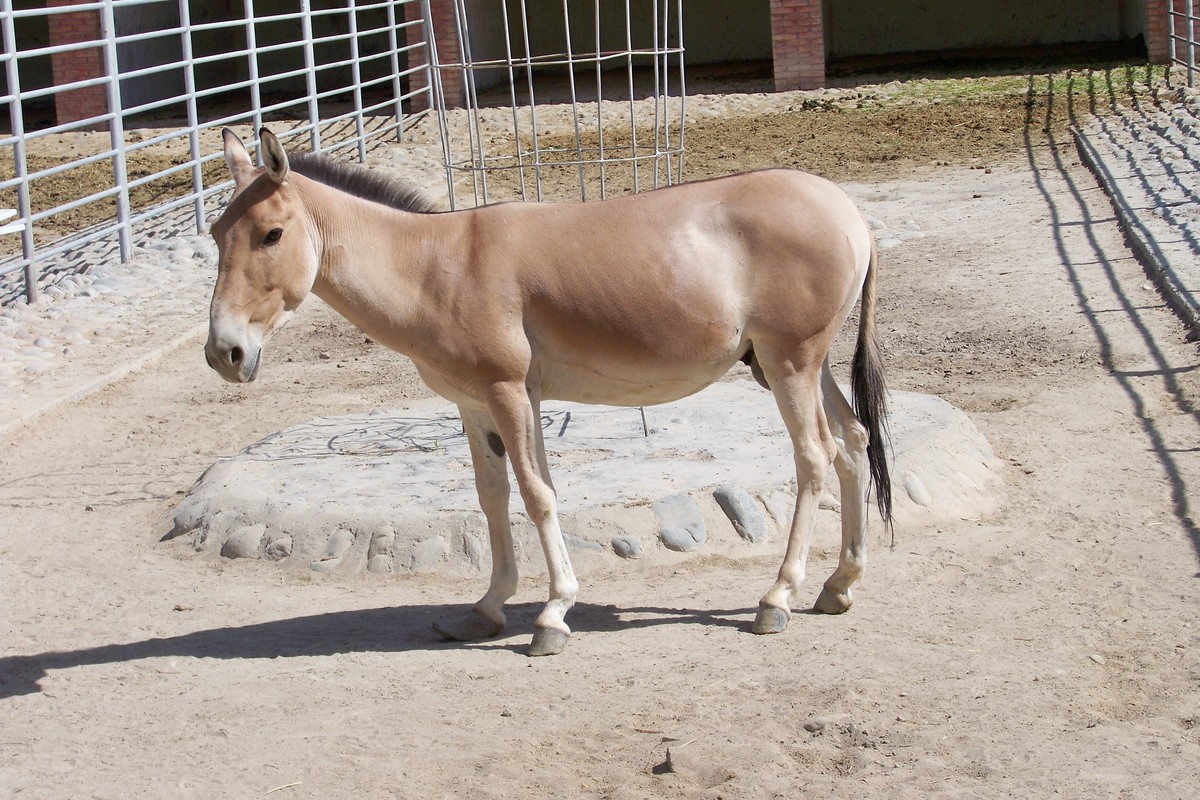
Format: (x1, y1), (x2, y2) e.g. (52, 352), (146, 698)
(426, 0), (685, 210)
(1169, 0), (1200, 87)
(1, 0), (431, 304)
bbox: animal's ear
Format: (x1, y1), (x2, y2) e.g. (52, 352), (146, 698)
(259, 128), (290, 185)
(222, 128), (255, 183)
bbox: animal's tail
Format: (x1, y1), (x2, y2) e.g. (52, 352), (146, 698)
(851, 235), (894, 539)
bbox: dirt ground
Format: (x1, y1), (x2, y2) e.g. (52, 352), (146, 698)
(4, 75), (1200, 798)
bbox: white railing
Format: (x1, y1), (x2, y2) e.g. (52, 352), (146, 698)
(1, 0), (431, 304)
(1169, 0), (1200, 87)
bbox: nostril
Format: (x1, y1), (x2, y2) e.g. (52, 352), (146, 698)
(229, 346), (244, 367)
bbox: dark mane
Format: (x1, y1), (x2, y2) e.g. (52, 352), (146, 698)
(287, 151), (436, 214)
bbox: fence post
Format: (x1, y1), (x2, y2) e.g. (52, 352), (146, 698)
(1, 0), (36, 303)
(301, 0), (320, 151)
(178, 0), (205, 233)
(349, 0), (366, 162)
(99, 0), (131, 262)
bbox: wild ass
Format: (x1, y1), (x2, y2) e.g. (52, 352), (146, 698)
(205, 128), (892, 656)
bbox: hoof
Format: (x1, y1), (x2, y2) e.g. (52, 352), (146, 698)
(527, 626), (570, 657)
(432, 610), (504, 642)
(751, 604), (789, 635)
(813, 586), (853, 615)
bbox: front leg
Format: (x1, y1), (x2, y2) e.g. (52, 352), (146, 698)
(432, 405), (518, 642)
(487, 382), (578, 656)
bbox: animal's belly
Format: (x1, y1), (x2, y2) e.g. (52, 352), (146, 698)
(537, 353), (740, 407)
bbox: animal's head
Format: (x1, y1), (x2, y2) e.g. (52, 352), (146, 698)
(204, 128), (318, 383)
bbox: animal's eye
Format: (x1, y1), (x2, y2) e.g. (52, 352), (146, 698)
(263, 228), (283, 246)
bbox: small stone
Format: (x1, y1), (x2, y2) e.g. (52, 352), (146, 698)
(611, 535), (642, 559)
(367, 554), (393, 574)
(713, 486), (768, 543)
(653, 494), (706, 552)
(318, 351), (332, 360)
(1089, 653), (1106, 665)
(904, 472), (932, 507)
(803, 716), (828, 733)
(409, 536), (448, 572)
(263, 535), (292, 561)
(310, 528), (355, 571)
(220, 524), (267, 559)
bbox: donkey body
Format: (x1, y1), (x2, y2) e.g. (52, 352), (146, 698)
(205, 129), (891, 656)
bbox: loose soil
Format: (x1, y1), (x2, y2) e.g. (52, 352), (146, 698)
(3, 71), (1200, 798)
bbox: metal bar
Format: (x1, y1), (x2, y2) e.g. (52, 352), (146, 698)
(245, 0), (264, 147)
(595, 0), (606, 199)
(176, 2), (205, 235)
(301, 0), (320, 151)
(99, 0), (131, 262)
(1, 0), (36, 302)
(385, 0), (405, 141)
(349, 0), (367, 162)
(562, 0), (587, 200)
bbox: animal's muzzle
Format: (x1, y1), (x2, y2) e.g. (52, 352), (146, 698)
(204, 334), (261, 384)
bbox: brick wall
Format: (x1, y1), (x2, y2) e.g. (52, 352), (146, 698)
(1146, 0), (1170, 63)
(770, 0), (826, 91)
(48, 0), (108, 126)
(405, 0), (465, 110)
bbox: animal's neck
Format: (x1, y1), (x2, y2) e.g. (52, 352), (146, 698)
(299, 180), (436, 356)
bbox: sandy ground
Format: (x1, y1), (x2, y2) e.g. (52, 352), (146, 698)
(4, 79), (1200, 798)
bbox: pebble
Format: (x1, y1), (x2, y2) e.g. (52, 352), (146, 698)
(802, 716), (828, 733)
(611, 535), (642, 558)
(713, 485), (768, 543)
(220, 524), (267, 559)
(653, 494), (706, 552)
(310, 527), (355, 572)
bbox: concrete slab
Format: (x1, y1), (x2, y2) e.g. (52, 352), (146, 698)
(166, 382), (1004, 576)
(1074, 100), (1200, 337)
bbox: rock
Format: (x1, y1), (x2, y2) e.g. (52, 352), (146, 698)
(367, 554), (393, 574)
(409, 536), (448, 572)
(220, 524), (267, 559)
(713, 485), (768, 543)
(611, 535), (642, 559)
(802, 716), (828, 733)
(263, 535), (292, 561)
(904, 472), (932, 507)
(653, 494), (706, 552)
(310, 528), (355, 572)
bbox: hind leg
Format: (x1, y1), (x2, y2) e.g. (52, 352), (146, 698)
(752, 359), (836, 634)
(814, 361), (870, 614)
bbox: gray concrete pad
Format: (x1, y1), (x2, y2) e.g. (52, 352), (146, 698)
(166, 382), (1004, 576)
(1074, 99), (1200, 337)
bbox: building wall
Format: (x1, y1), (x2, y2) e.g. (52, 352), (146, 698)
(827, 0), (1131, 59)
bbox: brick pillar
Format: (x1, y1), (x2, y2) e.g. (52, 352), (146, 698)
(48, 0), (108, 126)
(406, 0), (465, 110)
(1145, 0), (1170, 63)
(770, 0), (826, 91)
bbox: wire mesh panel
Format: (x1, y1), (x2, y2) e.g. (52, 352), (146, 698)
(425, 0), (685, 209)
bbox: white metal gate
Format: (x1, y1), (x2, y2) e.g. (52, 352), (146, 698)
(1, 0), (430, 304)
